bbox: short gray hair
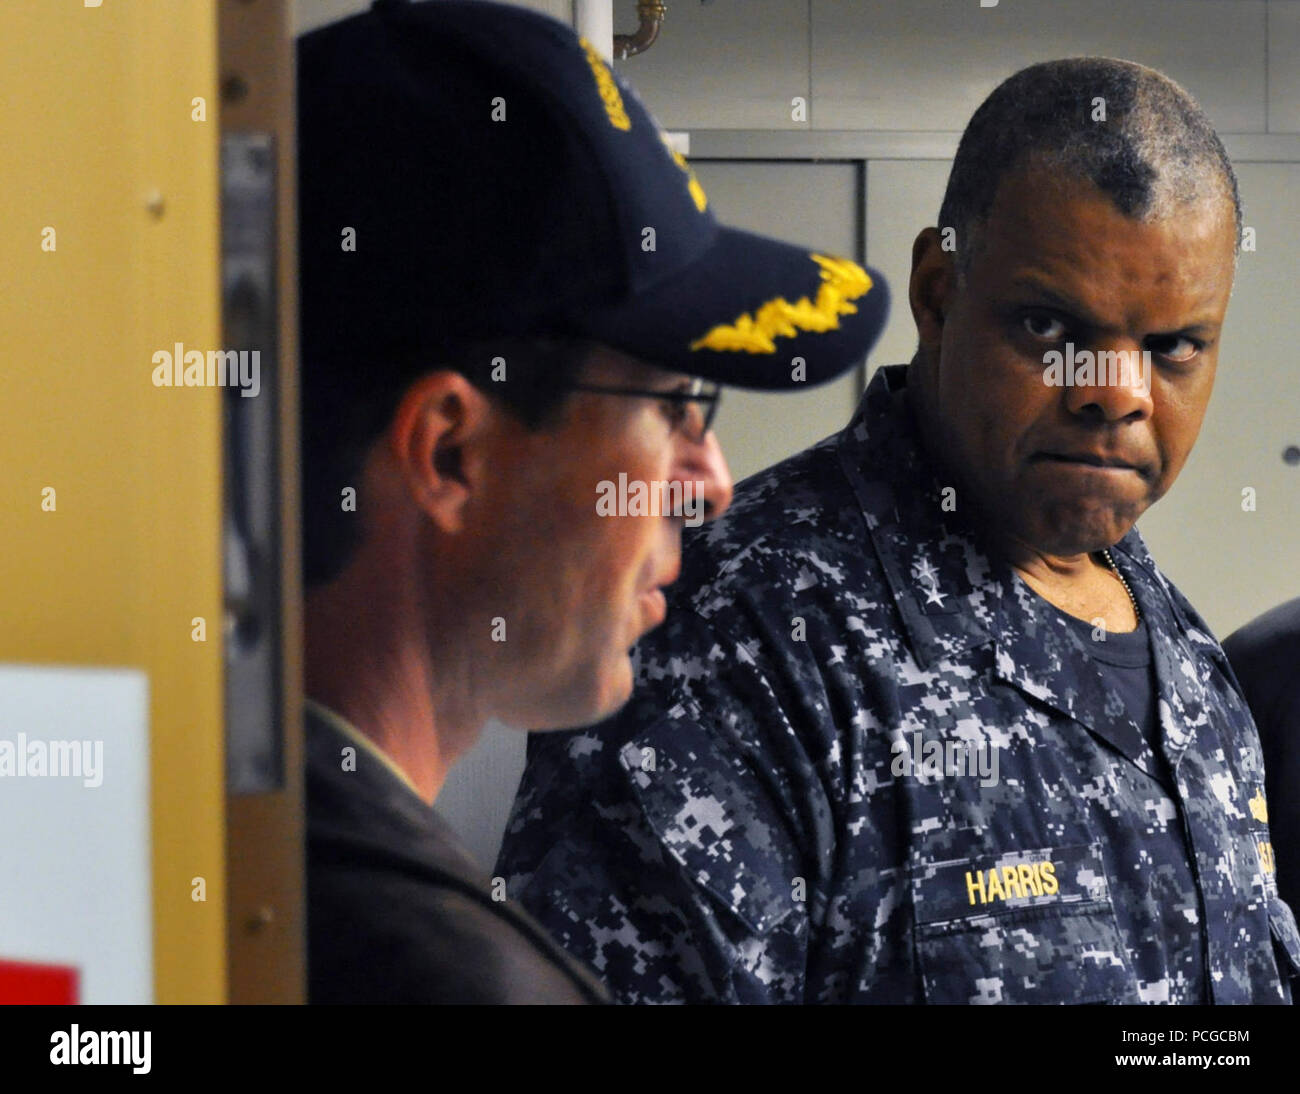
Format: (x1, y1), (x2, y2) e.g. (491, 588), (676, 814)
(938, 57), (1241, 274)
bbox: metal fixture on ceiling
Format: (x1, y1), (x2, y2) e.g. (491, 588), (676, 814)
(614, 1), (666, 60)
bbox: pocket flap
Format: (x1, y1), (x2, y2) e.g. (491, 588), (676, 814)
(617, 701), (803, 938)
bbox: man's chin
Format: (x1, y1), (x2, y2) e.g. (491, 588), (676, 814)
(581, 670), (637, 728)
(520, 659), (636, 731)
(1021, 501), (1146, 556)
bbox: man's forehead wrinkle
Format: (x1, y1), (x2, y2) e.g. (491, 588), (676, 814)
(1000, 272), (1112, 328)
(993, 162), (1228, 238)
(979, 190), (1118, 307)
(987, 170), (1233, 265)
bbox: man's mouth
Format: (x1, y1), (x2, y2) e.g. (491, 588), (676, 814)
(1037, 451), (1143, 473)
(637, 561), (679, 633)
(638, 587), (668, 630)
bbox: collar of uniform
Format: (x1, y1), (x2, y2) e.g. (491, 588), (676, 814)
(304, 697), (427, 804)
(303, 702), (613, 1003)
(990, 525), (1233, 773)
(1107, 534), (1243, 764)
(835, 364), (995, 672)
(988, 529), (1162, 777)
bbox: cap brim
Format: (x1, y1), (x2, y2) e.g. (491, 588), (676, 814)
(574, 225), (890, 390)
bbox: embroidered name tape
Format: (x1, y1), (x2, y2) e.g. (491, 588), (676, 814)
(911, 842), (1113, 930)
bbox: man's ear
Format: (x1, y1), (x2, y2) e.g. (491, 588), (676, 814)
(909, 226), (956, 354)
(385, 371), (494, 535)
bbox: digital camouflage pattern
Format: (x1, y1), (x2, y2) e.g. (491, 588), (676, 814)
(497, 364), (1300, 1004)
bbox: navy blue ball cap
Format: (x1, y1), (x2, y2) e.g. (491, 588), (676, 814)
(298, 0), (889, 391)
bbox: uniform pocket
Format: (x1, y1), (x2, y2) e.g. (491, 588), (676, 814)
(616, 708), (804, 939)
(911, 840), (1138, 1004)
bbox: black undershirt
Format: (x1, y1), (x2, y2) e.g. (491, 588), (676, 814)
(1053, 606), (1161, 757)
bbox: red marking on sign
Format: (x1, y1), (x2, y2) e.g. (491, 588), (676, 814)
(0, 959), (79, 1004)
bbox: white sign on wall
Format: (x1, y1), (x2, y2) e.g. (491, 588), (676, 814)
(0, 664), (152, 1004)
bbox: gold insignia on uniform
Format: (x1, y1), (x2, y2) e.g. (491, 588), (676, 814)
(689, 254), (873, 354)
(1249, 788), (1268, 823)
(579, 37), (631, 131)
(965, 860), (1059, 906)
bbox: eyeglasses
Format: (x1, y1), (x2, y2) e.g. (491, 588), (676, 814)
(560, 377), (721, 443)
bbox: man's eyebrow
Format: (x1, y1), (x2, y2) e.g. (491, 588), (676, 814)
(645, 372), (694, 392)
(1006, 277), (1096, 322)
(1006, 276), (1221, 336)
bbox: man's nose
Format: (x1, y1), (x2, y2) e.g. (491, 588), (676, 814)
(677, 430), (734, 522)
(1063, 341), (1154, 422)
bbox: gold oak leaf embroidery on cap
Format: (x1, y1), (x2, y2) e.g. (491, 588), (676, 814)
(579, 37), (631, 131)
(689, 254), (873, 354)
(659, 131), (708, 213)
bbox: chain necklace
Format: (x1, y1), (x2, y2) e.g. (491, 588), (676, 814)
(1101, 548), (1141, 623)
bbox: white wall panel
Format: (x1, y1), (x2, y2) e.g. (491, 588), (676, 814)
(435, 721), (526, 869)
(0, 665), (152, 1004)
(1268, 0), (1300, 131)
(294, 0), (573, 37)
(864, 159), (950, 376)
(295, 0), (370, 35)
(612, 0), (812, 129)
(812, 0), (1266, 133)
(1138, 162), (1300, 636)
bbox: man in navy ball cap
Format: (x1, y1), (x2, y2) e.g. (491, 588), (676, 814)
(297, 0), (888, 1003)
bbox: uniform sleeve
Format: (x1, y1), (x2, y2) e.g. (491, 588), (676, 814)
(495, 603), (831, 1004)
(1222, 609), (1300, 924)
